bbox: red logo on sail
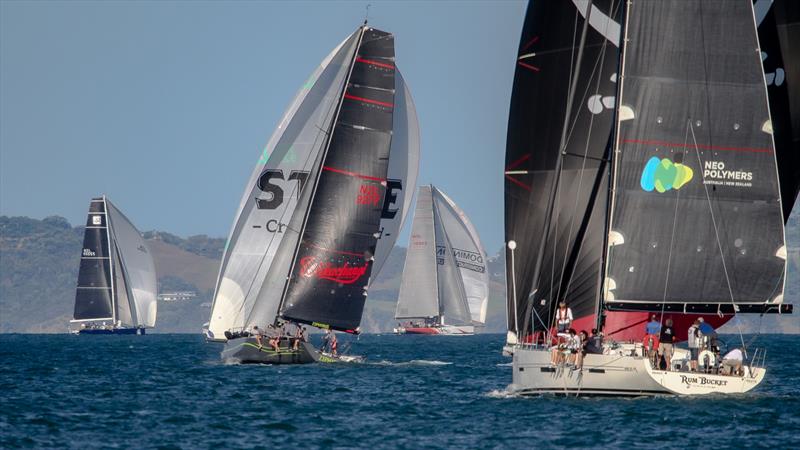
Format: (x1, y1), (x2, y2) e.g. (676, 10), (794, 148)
(299, 256), (368, 284)
(357, 184), (381, 206)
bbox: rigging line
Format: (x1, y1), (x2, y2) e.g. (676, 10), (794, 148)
(557, 16), (613, 302)
(657, 123), (692, 328)
(689, 120), (747, 353)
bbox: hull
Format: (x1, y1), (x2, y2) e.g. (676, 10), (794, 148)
(394, 325), (474, 335)
(221, 337), (319, 364)
(511, 344), (765, 396)
(74, 327), (145, 335)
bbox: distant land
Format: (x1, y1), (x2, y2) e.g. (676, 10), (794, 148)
(0, 215), (797, 334)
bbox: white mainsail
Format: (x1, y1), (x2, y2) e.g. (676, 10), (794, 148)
(395, 186), (489, 325)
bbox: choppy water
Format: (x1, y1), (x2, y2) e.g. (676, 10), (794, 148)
(1, 334), (798, 448)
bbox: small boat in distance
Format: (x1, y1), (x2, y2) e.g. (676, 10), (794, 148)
(71, 195), (157, 335)
(394, 185), (489, 335)
(206, 23), (419, 363)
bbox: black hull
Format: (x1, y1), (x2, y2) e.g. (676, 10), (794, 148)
(221, 337), (319, 364)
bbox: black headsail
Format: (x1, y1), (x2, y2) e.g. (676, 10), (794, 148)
(756, 0), (800, 220)
(73, 197), (115, 322)
(504, 0), (623, 342)
(604, 0), (790, 314)
(279, 27), (396, 332)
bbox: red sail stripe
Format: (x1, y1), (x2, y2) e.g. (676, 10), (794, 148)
(344, 93), (394, 108)
(521, 35), (539, 51)
(517, 61), (540, 72)
(323, 165), (386, 182)
(507, 153), (531, 170)
(505, 174), (532, 192)
(622, 138), (772, 154)
(355, 57), (395, 69)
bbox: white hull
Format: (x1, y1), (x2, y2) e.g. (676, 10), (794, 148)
(393, 325), (474, 335)
(511, 344), (765, 396)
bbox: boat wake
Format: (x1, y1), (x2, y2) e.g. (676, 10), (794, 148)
(484, 388), (520, 399)
(370, 359), (453, 367)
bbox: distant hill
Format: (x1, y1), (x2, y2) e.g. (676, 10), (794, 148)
(1, 214), (797, 334)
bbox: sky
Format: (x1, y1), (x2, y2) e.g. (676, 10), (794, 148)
(0, 0), (525, 251)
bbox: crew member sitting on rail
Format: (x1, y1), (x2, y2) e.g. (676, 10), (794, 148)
(252, 326), (264, 348)
(330, 332), (339, 356)
(585, 328), (603, 354)
(577, 330), (589, 370)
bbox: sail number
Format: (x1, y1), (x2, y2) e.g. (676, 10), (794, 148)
(255, 169), (403, 219)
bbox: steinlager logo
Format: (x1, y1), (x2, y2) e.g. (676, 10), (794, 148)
(640, 156), (694, 193)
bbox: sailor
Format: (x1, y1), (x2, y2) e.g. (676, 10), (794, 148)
(566, 329), (580, 367)
(330, 332), (339, 356)
(721, 348), (744, 376)
(644, 314), (661, 363)
(321, 329), (332, 352)
(252, 325), (264, 348)
(658, 318), (675, 370)
(555, 301), (573, 335)
(576, 330), (589, 370)
(687, 319), (701, 371)
(292, 324), (305, 351)
(586, 328), (603, 354)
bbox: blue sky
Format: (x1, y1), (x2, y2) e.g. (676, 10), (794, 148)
(1, 0), (525, 251)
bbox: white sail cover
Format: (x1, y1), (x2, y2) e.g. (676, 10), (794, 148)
(395, 186), (489, 325)
(106, 199), (157, 328)
(372, 69), (420, 278)
(431, 187), (489, 324)
(207, 32), (360, 339)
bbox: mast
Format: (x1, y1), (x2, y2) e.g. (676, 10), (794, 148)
(104, 195), (117, 326)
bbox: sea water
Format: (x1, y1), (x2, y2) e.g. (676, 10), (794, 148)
(1, 334), (798, 448)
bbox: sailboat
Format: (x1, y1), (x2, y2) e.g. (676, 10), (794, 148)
(207, 23), (419, 364)
(393, 185), (489, 335)
(71, 196), (157, 335)
(504, 0), (793, 395)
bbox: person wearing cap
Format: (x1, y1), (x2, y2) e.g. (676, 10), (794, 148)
(555, 301), (573, 335)
(658, 318), (676, 370)
(687, 319), (701, 371)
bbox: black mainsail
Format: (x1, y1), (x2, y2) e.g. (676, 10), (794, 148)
(504, 0), (623, 342)
(208, 25), (418, 339)
(72, 196), (157, 330)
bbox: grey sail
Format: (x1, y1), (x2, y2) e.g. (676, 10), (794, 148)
(372, 70), (420, 278)
(111, 239), (136, 327)
(207, 32), (360, 339)
(431, 187), (489, 324)
(106, 199), (157, 328)
(395, 186), (440, 319)
(432, 194), (472, 326)
(73, 197), (114, 321)
(605, 0), (787, 312)
(395, 186), (487, 326)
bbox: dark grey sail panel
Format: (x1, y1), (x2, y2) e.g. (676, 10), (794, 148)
(606, 0), (785, 306)
(74, 198), (114, 321)
(280, 28), (396, 332)
(432, 193), (472, 326)
(757, 0), (800, 220)
(504, 0), (622, 338)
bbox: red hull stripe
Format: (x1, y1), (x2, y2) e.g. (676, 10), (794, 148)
(517, 61), (540, 72)
(344, 93), (394, 108)
(355, 57), (395, 70)
(622, 138), (772, 154)
(323, 165), (386, 183)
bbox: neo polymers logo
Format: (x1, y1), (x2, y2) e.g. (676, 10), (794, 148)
(640, 156), (694, 193)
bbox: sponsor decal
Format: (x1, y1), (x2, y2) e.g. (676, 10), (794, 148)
(640, 156), (693, 193)
(357, 184), (381, 207)
(92, 215), (102, 225)
(82, 248), (96, 257)
(299, 256), (368, 285)
(311, 321), (330, 329)
(702, 161), (753, 188)
(256, 169), (309, 210)
(265, 219), (287, 233)
(679, 375), (729, 387)
(435, 246), (486, 273)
